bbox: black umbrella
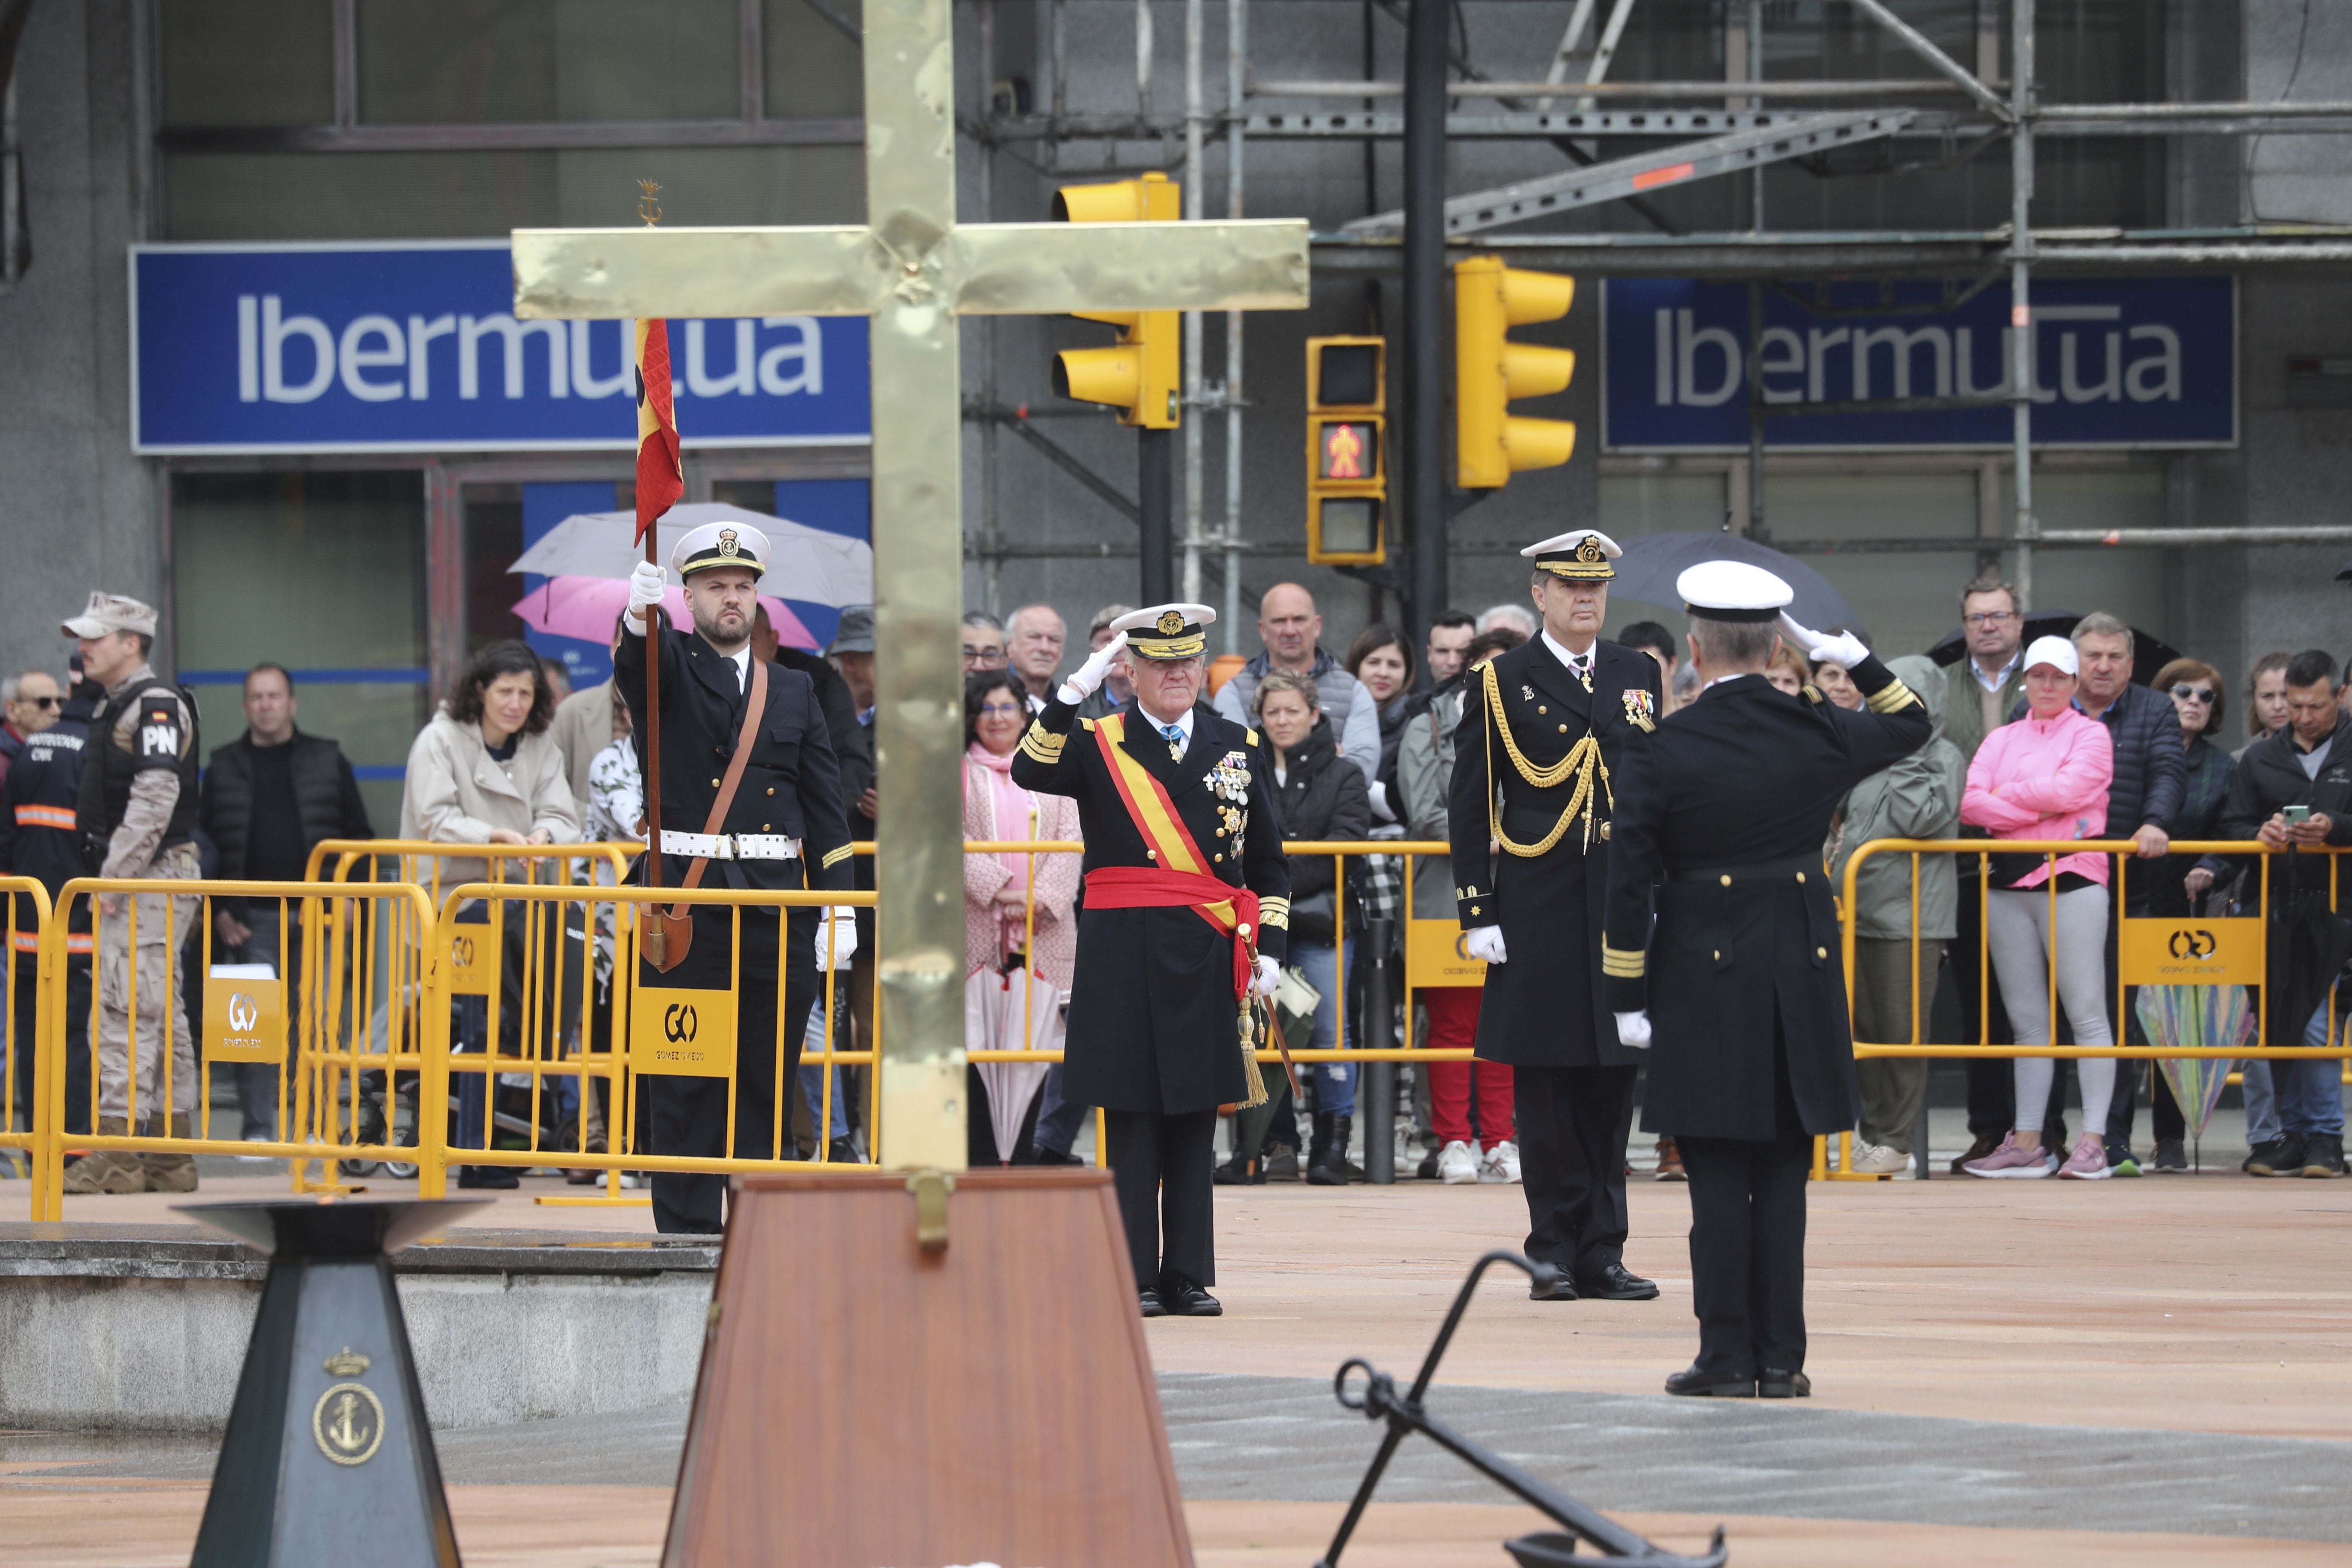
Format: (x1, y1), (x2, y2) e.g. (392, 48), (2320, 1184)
(1925, 610), (2182, 687)
(1608, 533), (1860, 633)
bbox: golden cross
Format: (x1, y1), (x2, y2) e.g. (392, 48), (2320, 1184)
(512, 0), (1308, 1172)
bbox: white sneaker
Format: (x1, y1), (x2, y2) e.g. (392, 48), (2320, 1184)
(1479, 1140), (1522, 1184)
(1846, 1140), (1910, 1177)
(1437, 1139), (1480, 1185)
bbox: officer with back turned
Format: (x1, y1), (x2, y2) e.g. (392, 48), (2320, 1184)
(1448, 530), (1662, 1304)
(619, 524), (858, 1234)
(1602, 561), (1929, 1399)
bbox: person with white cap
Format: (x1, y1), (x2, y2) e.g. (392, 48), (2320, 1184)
(1958, 634), (2121, 1181)
(56, 593), (203, 1195)
(617, 523), (858, 1234)
(1011, 602), (1291, 1318)
(1600, 560), (1930, 1398)
(1446, 529), (1663, 1302)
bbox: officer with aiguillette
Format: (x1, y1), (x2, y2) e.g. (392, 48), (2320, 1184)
(619, 524), (857, 1234)
(1602, 562), (1929, 1399)
(1012, 603), (1289, 1319)
(1448, 530), (1663, 1304)
(60, 594), (203, 1196)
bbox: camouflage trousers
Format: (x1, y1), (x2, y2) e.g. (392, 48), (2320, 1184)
(96, 843), (202, 1121)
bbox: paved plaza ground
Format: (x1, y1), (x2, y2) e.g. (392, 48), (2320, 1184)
(3, 1124), (2347, 1565)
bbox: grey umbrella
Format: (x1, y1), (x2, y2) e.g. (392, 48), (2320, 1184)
(1608, 532), (1861, 633)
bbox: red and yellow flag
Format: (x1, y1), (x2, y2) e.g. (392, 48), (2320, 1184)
(633, 318), (683, 543)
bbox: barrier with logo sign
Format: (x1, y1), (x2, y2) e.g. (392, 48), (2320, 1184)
(22, 878), (437, 1220)
(1818, 839), (2352, 1182)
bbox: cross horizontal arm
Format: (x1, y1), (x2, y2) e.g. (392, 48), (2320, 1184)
(952, 221), (1310, 315)
(514, 220), (1310, 320)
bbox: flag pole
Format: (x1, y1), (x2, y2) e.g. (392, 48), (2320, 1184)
(634, 180), (681, 905)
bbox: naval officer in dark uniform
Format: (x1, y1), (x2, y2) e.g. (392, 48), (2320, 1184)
(1448, 530), (1662, 1303)
(617, 522), (858, 1234)
(1602, 561), (1929, 1397)
(1012, 603), (1289, 1318)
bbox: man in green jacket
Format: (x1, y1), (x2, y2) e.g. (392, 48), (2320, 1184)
(1943, 576), (2029, 1169)
(1827, 656), (1965, 1176)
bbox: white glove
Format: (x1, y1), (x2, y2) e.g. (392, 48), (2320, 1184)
(1614, 1010), (1652, 1050)
(1055, 631), (1128, 705)
(814, 906), (859, 972)
(625, 560), (667, 634)
(1776, 611), (1868, 672)
(1253, 955), (1281, 998)
(1367, 779), (1396, 824)
(1463, 925), (1507, 965)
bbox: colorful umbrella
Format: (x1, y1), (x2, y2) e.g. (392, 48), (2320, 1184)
(511, 576), (819, 652)
(2135, 983), (2254, 1164)
(508, 502), (873, 609)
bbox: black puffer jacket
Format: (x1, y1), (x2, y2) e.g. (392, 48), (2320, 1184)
(1276, 717), (1371, 945)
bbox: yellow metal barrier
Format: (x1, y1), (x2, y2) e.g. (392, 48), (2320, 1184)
(1819, 839), (2352, 1180)
(29, 877), (435, 1220)
(0, 877), (56, 1180)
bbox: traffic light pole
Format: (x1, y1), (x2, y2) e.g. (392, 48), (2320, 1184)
(1401, 0), (1449, 666)
(1139, 425), (1176, 605)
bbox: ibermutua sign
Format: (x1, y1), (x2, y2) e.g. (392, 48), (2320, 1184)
(129, 241), (872, 455)
(1602, 276), (2235, 451)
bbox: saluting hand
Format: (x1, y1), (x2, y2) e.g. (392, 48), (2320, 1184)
(1777, 612), (1869, 672)
(1057, 632), (1129, 704)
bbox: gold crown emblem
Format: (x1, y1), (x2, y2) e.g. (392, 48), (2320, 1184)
(1156, 610), (1185, 636)
(717, 529), (740, 557)
(323, 1348), (371, 1378)
(1577, 535), (1604, 562)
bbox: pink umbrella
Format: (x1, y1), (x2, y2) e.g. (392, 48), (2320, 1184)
(511, 575), (819, 652)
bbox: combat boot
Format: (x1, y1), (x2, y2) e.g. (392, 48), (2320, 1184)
(141, 1112), (200, 1194)
(59, 1117), (145, 1195)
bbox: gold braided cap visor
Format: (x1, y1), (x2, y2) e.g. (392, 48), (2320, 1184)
(1127, 630), (1207, 660)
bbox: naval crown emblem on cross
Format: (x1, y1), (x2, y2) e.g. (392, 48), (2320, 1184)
(506, 0), (1309, 1170)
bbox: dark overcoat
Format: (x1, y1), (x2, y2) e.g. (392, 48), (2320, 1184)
(1011, 695), (1289, 1115)
(1602, 657), (1931, 1140)
(615, 622), (854, 989)
(1446, 636), (1661, 1069)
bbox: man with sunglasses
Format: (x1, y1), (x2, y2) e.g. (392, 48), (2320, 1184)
(0, 662), (95, 1143)
(0, 672), (64, 790)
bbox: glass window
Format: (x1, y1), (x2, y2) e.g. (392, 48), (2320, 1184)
(357, 0), (739, 124)
(159, 0), (334, 129)
(464, 484), (528, 654)
(766, 0), (864, 119)
(172, 471), (427, 835)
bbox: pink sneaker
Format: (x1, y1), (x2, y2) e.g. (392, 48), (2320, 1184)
(2057, 1133), (2112, 1180)
(1962, 1132), (2055, 1179)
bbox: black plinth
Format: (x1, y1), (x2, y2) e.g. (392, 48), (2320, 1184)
(179, 1200), (490, 1568)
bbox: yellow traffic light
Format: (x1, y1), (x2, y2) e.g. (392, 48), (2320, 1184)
(1306, 336), (1387, 564)
(1453, 256), (1577, 489)
(1050, 172), (1181, 429)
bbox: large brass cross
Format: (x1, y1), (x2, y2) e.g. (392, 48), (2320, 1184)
(512, 0), (1308, 1171)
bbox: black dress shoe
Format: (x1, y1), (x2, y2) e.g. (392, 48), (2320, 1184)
(456, 1164), (521, 1190)
(1527, 1270), (1579, 1302)
(1138, 1289), (1167, 1318)
(1033, 1146), (1083, 1167)
(1160, 1276), (1222, 1316)
(1758, 1368), (1811, 1399)
(1664, 1365), (1756, 1398)
(1574, 1263), (1660, 1302)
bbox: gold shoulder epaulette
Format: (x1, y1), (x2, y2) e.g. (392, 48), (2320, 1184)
(1245, 728), (1258, 747)
(1802, 685), (1824, 704)
(1079, 716), (1096, 731)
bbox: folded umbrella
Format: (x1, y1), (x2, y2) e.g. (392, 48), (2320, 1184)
(965, 963), (1059, 1165)
(511, 576), (819, 652)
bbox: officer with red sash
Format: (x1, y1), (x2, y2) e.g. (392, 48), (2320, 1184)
(1012, 603), (1289, 1318)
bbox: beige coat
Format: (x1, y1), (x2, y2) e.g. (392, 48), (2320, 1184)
(547, 681), (619, 812)
(398, 709), (582, 895)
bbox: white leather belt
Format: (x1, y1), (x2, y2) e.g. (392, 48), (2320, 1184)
(660, 830), (801, 862)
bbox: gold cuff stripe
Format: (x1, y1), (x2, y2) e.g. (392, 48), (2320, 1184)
(1867, 679), (1921, 714)
(820, 843), (854, 871)
(1601, 940), (1647, 977)
(1019, 727), (1066, 765)
(1258, 896), (1290, 917)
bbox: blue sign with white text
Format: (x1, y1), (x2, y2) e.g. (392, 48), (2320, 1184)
(131, 242), (872, 454)
(1602, 276), (2235, 451)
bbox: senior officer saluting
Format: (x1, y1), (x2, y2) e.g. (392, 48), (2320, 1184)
(1013, 603), (1288, 1319)
(1603, 562), (1929, 1399)
(618, 523), (857, 1235)
(1449, 530), (1662, 1304)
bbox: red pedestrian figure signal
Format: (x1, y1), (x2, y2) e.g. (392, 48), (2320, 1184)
(1320, 420), (1373, 481)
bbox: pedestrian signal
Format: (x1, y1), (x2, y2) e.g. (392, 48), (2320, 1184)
(1050, 172), (1181, 429)
(1453, 257), (1577, 489)
(1305, 335), (1387, 564)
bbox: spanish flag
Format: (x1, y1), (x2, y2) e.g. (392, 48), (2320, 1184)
(633, 318), (683, 543)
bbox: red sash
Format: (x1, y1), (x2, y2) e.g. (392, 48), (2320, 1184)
(1089, 714), (1260, 1000)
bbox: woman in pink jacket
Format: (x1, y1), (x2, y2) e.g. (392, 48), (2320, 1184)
(1959, 636), (2119, 1180)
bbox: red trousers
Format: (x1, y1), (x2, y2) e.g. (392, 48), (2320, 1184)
(1424, 986), (1514, 1150)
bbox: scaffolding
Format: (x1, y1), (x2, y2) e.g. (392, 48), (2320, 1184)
(959, 0), (2352, 634)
